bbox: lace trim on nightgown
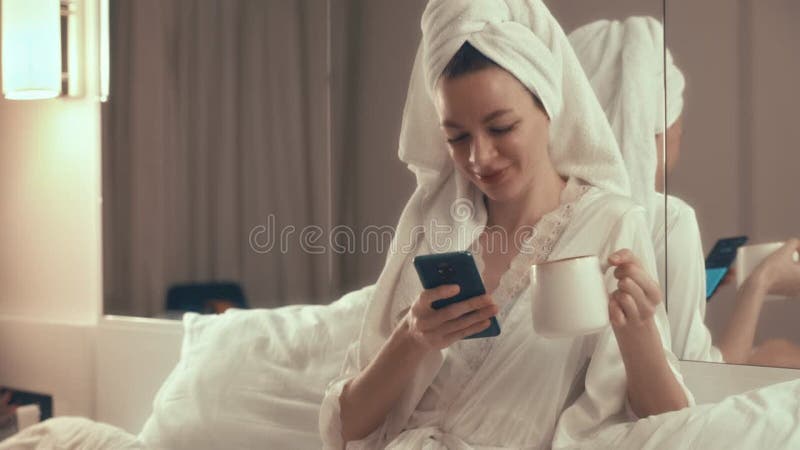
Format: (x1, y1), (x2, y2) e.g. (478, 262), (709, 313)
(466, 183), (589, 368)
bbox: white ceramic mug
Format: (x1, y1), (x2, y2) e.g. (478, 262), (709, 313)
(735, 242), (800, 299)
(530, 255), (610, 338)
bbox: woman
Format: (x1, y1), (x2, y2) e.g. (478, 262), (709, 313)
(569, 17), (800, 367)
(319, 2), (690, 448)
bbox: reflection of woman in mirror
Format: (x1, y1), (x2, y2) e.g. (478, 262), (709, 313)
(319, 1), (691, 448)
(570, 17), (800, 368)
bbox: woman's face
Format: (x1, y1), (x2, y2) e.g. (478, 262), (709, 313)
(434, 66), (551, 203)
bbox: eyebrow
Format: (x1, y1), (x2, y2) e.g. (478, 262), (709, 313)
(442, 109), (514, 129)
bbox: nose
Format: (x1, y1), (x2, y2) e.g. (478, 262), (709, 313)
(468, 133), (497, 169)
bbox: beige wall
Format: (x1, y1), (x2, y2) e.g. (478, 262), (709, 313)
(0, 100), (102, 322)
(0, 0), (103, 418)
(666, 1), (743, 243)
(749, 1), (800, 242)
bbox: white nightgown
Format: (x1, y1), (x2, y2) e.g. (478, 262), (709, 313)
(319, 182), (693, 449)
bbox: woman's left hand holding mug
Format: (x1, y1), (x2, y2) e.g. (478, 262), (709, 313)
(607, 249), (662, 332)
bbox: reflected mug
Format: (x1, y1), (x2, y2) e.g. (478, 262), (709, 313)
(736, 242), (800, 299)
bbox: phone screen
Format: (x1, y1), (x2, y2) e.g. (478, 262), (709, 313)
(705, 236), (748, 300)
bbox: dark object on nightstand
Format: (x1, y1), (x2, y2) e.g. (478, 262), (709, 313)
(7, 389), (52, 421)
(165, 281), (249, 314)
(0, 387), (52, 440)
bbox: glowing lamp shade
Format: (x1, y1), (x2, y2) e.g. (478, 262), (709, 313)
(2, 0), (62, 100)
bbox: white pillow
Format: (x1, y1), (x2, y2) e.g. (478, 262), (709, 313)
(138, 285), (373, 450)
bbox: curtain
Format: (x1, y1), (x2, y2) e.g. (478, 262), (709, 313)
(102, 0), (331, 316)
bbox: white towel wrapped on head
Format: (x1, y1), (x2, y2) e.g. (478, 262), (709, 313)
(422, 0), (563, 119)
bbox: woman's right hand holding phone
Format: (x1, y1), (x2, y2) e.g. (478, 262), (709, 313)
(340, 286), (497, 443)
(403, 284), (498, 351)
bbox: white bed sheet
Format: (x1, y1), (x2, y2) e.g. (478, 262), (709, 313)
(6, 379), (800, 449)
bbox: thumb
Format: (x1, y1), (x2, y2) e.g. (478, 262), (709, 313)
(608, 248), (634, 266)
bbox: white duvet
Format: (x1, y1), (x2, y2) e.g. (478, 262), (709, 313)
(0, 417), (144, 449)
(587, 378), (800, 450)
(3, 285), (800, 449)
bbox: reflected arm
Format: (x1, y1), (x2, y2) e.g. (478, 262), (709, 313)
(717, 259), (782, 364)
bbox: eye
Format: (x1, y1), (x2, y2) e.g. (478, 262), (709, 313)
(489, 122), (517, 135)
(446, 133), (469, 144)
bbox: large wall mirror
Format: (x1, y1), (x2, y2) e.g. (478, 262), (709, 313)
(665, 1), (800, 369)
(101, 1), (669, 323)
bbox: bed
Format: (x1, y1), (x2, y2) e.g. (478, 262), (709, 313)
(2, 284), (800, 449)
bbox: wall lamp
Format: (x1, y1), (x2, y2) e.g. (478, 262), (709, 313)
(1, 0), (109, 101)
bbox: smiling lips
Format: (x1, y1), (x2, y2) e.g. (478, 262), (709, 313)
(475, 167), (509, 184)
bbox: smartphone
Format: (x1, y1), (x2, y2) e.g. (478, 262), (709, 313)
(413, 251), (501, 339)
(705, 236), (748, 300)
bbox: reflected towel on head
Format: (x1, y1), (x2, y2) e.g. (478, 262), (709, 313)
(569, 16), (686, 222)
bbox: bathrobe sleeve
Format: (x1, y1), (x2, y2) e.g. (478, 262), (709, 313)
(552, 206), (695, 448)
(318, 341), (388, 450)
(661, 197), (724, 363)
